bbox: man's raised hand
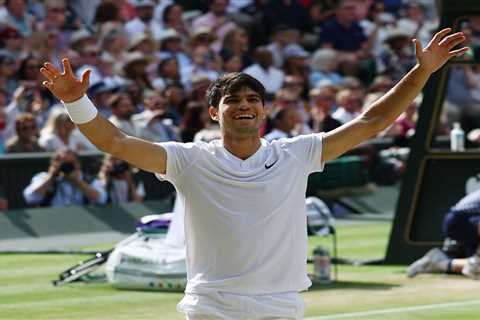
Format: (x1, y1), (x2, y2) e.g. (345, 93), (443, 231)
(40, 58), (91, 103)
(415, 28), (469, 74)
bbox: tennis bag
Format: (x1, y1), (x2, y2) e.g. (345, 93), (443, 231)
(105, 214), (187, 291)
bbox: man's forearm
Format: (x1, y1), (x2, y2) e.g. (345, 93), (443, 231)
(362, 64), (431, 131)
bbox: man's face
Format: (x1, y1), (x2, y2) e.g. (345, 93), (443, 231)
(210, 87), (265, 137)
(16, 120), (36, 140)
(113, 96), (135, 120)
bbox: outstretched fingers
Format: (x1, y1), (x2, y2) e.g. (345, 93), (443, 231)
(449, 47), (470, 57)
(61, 58), (73, 76)
(431, 28), (452, 45)
(439, 32), (465, 48)
(43, 62), (61, 78)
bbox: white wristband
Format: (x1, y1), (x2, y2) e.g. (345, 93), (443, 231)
(62, 95), (98, 124)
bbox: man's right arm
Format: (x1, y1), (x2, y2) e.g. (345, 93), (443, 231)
(78, 113), (167, 174)
(40, 59), (168, 174)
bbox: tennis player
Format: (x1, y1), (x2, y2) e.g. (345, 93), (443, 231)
(40, 29), (467, 319)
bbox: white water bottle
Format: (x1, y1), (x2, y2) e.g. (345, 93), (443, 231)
(450, 122), (465, 151)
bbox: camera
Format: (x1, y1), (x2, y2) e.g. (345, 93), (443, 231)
(59, 162), (75, 174)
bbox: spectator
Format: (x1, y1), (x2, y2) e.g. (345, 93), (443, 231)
(162, 3), (190, 39)
(397, 1), (438, 47)
(98, 155), (144, 204)
(0, 0), (35, 37)
(192, 0), (237, 52)
(5, 113), (44, 153)
(220, 27), (252, 69)
(282, 44), (310, 84)
(163, 83), (188, 125)
(407, 187), (480, 280)
(157, 28), (192, 77)
(180, 102), (210, 142)
(121, 52), (154, 91)
(123, 0), (164, 41)
(376, 29), (417, 81)
(220, 51), (243, 75)
(309, 48), (344, 87)
(332, 89), (363, 125)
(0, 26), (25, 60)
(319, 0), (372, 62)
(35, 0), (71, 50)
(243, 47), (284, 98)
(152, 57), (184, 90)
(133, 91), (181, 143)
(100, 29), (131, 76)
(266, 25), (300, 69)
(23, 149), (106, 207)
(38, 108), (90, 151)
(107, 92), (139, 137)
(308, 86), (342, 133)
(0, 53), (19, 103)
(264, 107), (301, 142)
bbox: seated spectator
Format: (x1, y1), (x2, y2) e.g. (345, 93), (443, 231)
(220, 27), (252, 69)
(376, 29), (416, 81)
(243, 47), (284, 98)
(309, 48), (344, 87)
(38, 108), (92, 151)
(23, 148), (107, 207)
(123, 0), (163, 41)
(180, 102), (211, 142)
(5, 113), (44, 153)
(319, 0), (371, 61)
(192, 0), (237, 52)
(98, 155), (144, 204)
(108, 92), (139, 137)
(308, 86), (342, 133)
(133, 91), (181, 143)
(264, 107), (301, 142)
(332, 89), (363, 124)
(407, 187), (480, 280)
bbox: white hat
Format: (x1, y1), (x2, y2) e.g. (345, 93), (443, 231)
(159, 28), (181, 42)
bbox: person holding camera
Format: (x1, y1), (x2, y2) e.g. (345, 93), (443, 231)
(97, 155), (144, 204)
(23, 148), (107, 207)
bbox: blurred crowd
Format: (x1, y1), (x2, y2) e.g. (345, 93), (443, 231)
(1, 0), (480, 210)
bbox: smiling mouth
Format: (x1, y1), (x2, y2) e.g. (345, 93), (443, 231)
(234, 115), (256, 120)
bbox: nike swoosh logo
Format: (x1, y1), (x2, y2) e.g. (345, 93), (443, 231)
(265, 159), (278, 169)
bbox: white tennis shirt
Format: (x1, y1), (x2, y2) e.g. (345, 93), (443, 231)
(157, 134), (324, 295)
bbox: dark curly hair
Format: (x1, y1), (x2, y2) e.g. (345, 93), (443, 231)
(205, 72), (265, 108)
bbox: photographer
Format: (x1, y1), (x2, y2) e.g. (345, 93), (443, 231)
(23, 149), (107, 207)
(98, 155), (144, 204)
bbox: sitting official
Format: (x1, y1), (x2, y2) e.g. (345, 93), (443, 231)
(407, 187), (480, 279)
(23, 149), (107, 207)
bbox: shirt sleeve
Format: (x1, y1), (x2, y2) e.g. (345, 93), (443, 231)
(23, 172), (49, 205)
(155, 141), (199, 184)
(282, 133), (325, 174)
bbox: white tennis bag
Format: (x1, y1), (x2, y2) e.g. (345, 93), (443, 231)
(106, 198), (187, 291)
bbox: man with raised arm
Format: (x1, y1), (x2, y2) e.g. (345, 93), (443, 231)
(40, 29), (467, 320)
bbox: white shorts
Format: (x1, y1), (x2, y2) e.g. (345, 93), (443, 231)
(178, 291), (305, 320)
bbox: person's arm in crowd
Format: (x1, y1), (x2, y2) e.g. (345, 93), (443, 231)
(322, 28), (468, 162)
(39, 59), (168, 175)
(63, 169), (104, 204)
(28, 161), (60, 197)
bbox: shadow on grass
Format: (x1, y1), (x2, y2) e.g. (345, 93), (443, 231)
(308, 280), (399, 291)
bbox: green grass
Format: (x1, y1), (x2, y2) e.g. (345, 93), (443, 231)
(1, 221), (480, 320)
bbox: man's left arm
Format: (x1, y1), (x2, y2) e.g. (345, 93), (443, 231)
(322, 28), (468, 162)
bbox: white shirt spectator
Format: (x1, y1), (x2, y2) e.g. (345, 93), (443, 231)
(124, 17), (164, 41)
(243, 64), (284, 95)
(332, 107), (358, 124)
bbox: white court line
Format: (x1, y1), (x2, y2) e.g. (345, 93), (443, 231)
(304, 299), (480, 320)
